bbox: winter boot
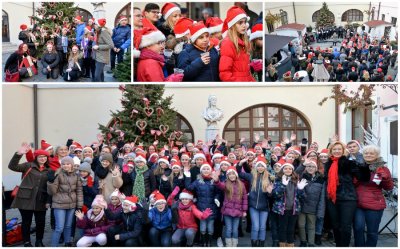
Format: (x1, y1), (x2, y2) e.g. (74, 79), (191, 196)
(279, 242), (286, 247)
(232, 238), (238, 247)
(225, 238), (232, 247)
(258, 240), (265, 247)
(300, 241), (307, 247)
(286, 243), (295, 247)
(24, 242), (33, 247)
(315, 234), (322, 245)
(200, 234), (206, 247)
(205, 234), (211, 247)
(217, 237), (224, 247)
(251, 240), (258, 247)
(35, 239), (45, 247)
(272, 240), (279, 247)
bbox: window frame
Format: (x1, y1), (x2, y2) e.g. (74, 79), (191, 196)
(341, 9), (363, 22)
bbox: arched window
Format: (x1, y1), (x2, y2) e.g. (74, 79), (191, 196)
(176, 113), (194, 143)
(342, 9), (363, 22)
(312, 10), (335, 23)
(223, 104), (311, 146)
(2, 10), (10, 42)
(280, 10), (288, 25)
(75, 8), (93, 23)
(115, 3), (131, 27)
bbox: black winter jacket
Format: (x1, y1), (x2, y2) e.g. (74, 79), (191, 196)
(300, 173), (325, 218)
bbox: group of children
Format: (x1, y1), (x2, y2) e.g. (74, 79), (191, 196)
(8, 134), (393, 247)
(133, 2), (263, 82)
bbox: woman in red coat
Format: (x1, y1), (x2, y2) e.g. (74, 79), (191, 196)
(219, 6), (255, 82)
(353, 145), (394, 247)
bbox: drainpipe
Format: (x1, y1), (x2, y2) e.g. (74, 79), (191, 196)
(368, 2), (371, 21)
(377, 2), (381, 20)
(293, 2), (297, 23)
(34, 85), (38, 149)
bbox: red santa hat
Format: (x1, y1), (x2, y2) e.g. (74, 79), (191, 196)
(226, 166), (238, 177)
(282, 162), (294, 170)
(171, 160), (182, 170)
(171, 147), (179, 153)
(193, 152), (206, 161)
(347, 140), (362, 149)
(254, 143), (262, 150)
(153, 193), (167, 206)
(255, 156), (267, 168)
(212, 152), (223, 161)
(118, 15), (128, 23)
(161, 3), (181, 20)
(274, 158), (286, 167)
(171, 155), (180, 163)
(148, 152), (159, 163)
(139, 27), (166, 49)
(41, 139), (53, 151)
(305, 149), (318, 158)
(179, 189), (194, 200)
(189, 22), (209, 43)
(225, 6), (249, 29)
(20, 24), (28, 30)
(95, 18), (106, 27)
(220, 156), (231, 166)
(85, 26), (92, 32)
(34, 150), (50, 158)
(110, 188), (126, 203)
(134, 153), (147, 163)
(205, 17), (223, 34)
(304, 158), (318, 168)
(91, 195), (107, 209)
(319, 148), (329, 156)
(158, 156), (170, 166)
(123, 195), (139, 211)
(180, 153), (191, 160)
(246, 149), (256, 155)
(288, 146), (301, 155)
(227, 152), (236, 159)
(72, 142), (83, 151)
(135, 146), (145, 153)
(200, 163), (212, 172)
(74, 16), (82, 22)
(149, 190), (161, 201)
(174, 17), (194, 39)
(250, 23), (263, 41)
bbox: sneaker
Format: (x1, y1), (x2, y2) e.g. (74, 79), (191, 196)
(217, 237), (224, 247)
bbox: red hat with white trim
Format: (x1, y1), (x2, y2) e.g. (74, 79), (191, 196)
(161, 3), (181, 21)
(149, 190), (161, 201)
(134, 153), (147, 163)
(153, 192), (167, 206)
(220, 156), (230, 166)
(179, 189), (194, 200)
(255, 156), (267, 168)
(172, 147), (179, 152)
(95, 18), (106, 27)
(205, 17), (223, 34)
(200, 163), (212, 172)
(212, 152), (223, 161)
(174, 17), (194, 38)
(20, 24), (28, 30)
(273, 144), (283, 151)
(226, 166), (238, 177)
(171, 155), (180, 163)
(304, 158), (318, 168)
(41, 139), (53, 151)
(72, 142), (83, 151)
(224, 6), (249, 29)
(246, 149), (256, 155)
(288, 146), (301, 155)
(274, 158), (286, 167)
(158, 156), (170, 166)
(123, 195), (139, 211)
(227, 152), (236, 159)
(305, 149), (318, 158)
(181, 153), (191, 160)
(282, 162), (294, 170)
(319, 148), (329, 156)
(193, 152), (206, 161)
(118, 15), (128, 23)
(85, 26), (92, 32)
(139, 27), (166, 49)
(254, 143), (262, 150)
(34, 150), (50, 158)
(189, 22), (209, 43)
(74, 16), (82, 22)
(171, 160), (182, 170)
(250, 23), (263, 41)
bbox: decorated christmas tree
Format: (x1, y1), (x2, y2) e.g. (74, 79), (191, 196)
(98, 85), (181, 148)
(114, 50), (131, 82)
(316, 2), (334, 29)
(31, 2), (78, 56)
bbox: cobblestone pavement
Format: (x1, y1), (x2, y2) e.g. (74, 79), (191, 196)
(4, 208), (398, 247)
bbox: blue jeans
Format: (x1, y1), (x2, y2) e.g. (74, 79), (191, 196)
(249, 207), (268, 240)
(315, 216), (324, 235)
(51, 208), (75, 247)
(149, 227), (172, 247)
(224, 215), (240, 239)
(353, 208), (384, 247)
(199, 217), (215, 235)
(171, 228), (197, 246)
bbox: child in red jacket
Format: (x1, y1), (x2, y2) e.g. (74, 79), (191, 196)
(219, 6), (255, 82)
(75, 195), (111, 247)
(168, 188), (212, 246)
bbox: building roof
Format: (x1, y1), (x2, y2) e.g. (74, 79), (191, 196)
(364, 20), (392, 28)
(276, 23), (306, 31)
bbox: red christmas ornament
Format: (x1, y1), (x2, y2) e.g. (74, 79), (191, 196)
(130, 109), (138, 119)
(119, 84), (126, 92)
(142, 97), (150, 108)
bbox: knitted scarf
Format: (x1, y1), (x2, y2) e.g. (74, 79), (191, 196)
(132, 165), (148, 201)
(327, 156), (339, 204)
(87, 208), (104, 223)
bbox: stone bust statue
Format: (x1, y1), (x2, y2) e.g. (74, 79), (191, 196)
(202, 95), (223, 127)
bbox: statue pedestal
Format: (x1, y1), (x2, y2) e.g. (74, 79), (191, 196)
(205, 126), (219, 143)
